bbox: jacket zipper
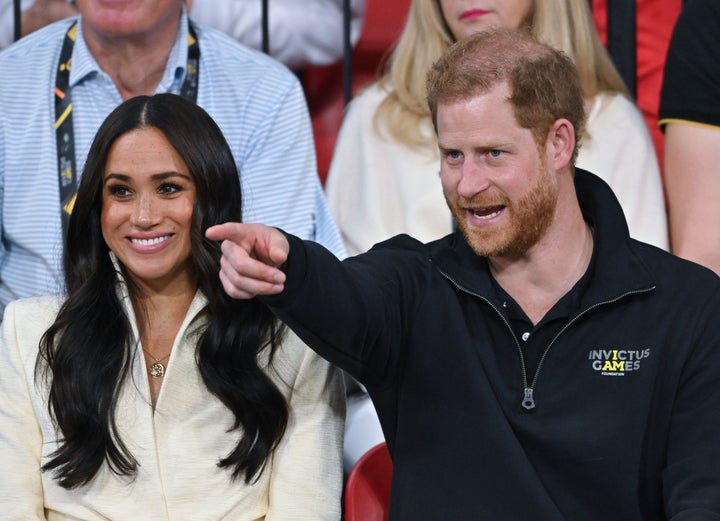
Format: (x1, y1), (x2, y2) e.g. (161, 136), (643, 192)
(437, 268), (654, 411)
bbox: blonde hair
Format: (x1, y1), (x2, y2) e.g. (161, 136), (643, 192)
(375, 0), (628, 149)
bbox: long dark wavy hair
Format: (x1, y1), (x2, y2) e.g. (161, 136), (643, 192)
(36, 93), (288, 489)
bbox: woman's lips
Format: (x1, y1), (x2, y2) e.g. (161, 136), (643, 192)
(461, 9), (489, 20)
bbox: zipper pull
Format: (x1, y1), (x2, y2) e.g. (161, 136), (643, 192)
(521, 387), (535, 410)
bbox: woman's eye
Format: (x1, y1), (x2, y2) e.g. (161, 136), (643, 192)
(159, 183), (181, 195)
(107, 185), (131, 198)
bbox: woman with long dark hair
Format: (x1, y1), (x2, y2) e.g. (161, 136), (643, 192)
(0, 93), (344, 519)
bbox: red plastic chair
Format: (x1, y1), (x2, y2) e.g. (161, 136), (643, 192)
(303, 0), (411, 183)
(344, 442), (393, 521)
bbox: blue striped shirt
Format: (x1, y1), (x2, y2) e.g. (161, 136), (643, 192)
(0, 9), (345, 315)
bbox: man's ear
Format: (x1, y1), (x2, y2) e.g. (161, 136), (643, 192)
(548, 118), (575, 171)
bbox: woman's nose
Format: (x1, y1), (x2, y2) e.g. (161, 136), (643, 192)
(130, 195), (159, 227)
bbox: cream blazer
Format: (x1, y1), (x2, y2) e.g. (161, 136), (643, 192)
(326, 84), (668, 255)
(0, 290), (344, 520)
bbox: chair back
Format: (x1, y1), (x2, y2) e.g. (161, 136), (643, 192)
(344, 442), (393, 521)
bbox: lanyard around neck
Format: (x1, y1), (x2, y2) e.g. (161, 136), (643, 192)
(54, 20), (200, 237)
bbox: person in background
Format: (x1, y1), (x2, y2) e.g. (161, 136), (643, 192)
(0, 0), (76, 42)
(0, 0), (366, 69)
(207, 29), (720, 520)
(187, 0), (366, 70)
(659, 0), (720, 275)
(0, 0), (345, 318)
(0, 93), (344, 520)
(326, 0), (667, 257)
(592, 0), (683, 169)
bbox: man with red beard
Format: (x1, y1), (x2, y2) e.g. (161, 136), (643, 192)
(207, 28), (720, 521)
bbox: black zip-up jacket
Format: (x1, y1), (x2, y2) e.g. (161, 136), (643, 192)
(264, 170), (720, 520)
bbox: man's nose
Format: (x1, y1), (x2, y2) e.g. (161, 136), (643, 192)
(456, 161), (491, 199)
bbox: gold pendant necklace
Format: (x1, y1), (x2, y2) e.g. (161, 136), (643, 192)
(142, 348), (171, 378)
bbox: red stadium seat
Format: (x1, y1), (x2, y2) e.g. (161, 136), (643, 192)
(303, 0), (411, 183)
(344, 442), (393, 521)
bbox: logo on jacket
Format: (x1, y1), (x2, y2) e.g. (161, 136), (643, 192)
(588, 349), (650, 376)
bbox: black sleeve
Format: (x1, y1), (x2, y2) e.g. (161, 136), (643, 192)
(659, 0), (720, 129)
(261, 233), (427, 390)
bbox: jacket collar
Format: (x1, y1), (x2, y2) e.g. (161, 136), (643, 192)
(109, 252), (208, 340)
(71, 5), (191, 93)
(429, 169), (656, 308)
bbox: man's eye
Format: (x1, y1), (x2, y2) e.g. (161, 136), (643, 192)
(488, 150), (502, 158)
